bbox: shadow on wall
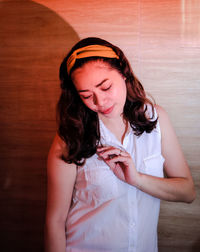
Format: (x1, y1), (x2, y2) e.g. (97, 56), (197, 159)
(0, 1), (79, 251)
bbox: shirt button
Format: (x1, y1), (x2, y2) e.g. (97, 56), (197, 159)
(130, 222), (135, 227)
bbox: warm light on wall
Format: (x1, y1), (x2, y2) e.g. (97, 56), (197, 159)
(181, 0), (200, 47)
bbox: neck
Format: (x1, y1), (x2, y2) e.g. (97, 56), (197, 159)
(99, 114), (129, 144)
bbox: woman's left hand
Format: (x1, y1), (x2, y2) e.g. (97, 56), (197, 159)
(97, 146), (139, 186)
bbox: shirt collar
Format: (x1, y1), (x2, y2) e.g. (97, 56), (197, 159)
(99, 118), (132, 150)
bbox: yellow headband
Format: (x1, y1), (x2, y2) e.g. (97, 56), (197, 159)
(67, 45), (119, 74)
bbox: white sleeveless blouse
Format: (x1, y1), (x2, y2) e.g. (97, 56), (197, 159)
(65, 108), (164, 252)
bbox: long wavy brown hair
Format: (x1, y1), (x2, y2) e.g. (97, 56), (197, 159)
(57, 37), (157, 165)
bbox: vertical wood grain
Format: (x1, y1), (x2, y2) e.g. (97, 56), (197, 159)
(0, 1), (79, 251)
(1, 0), (199, 251)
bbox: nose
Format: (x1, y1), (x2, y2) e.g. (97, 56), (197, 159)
(93, 93), (106, 107)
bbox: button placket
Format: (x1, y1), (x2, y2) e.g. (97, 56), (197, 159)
(128, 185), (138, 251)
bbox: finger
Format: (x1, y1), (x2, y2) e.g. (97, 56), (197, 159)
(98, 148), (121, 160)
(107, 155), (130, 164)
(97, 146), (113, 153)
(118, 151), (129, 157)
(100, 147), (128, 156)
(97, 146), (122, 154)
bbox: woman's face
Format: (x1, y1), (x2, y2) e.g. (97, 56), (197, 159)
(71, 61), (127, 120)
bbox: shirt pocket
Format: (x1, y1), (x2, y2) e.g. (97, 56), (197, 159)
(84, 165), (119, 204)
(143, 153), (164, 178)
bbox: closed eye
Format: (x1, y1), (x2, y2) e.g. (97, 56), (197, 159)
(81, 95), (92, 99)
(102, 85), (112, 91)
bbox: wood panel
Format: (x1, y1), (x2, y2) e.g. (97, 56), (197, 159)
(1, 0), (200, 251)
(0, 1), (79, 251)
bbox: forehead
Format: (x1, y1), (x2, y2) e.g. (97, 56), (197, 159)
(71, 61), (114, 87)
(72, 60), (112, 75)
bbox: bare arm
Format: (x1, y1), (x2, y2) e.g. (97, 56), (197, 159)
(97, 105), (195, 203)
(45, 133), (77, 252)
(135, 105), (195, 202)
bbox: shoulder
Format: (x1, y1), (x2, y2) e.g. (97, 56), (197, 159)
(145, 104), (168, 127)
(145, 103), (167, 120)
(48, 133), (68, 158)
(47, 133), (76, 174)
(154, 105), (178, 145)
(154, 104), (171, 130)
(154, 104), (168, 119)
(46, 134), (77, 225)
(153, 105), (176, 142)
(47, 133), (77, 200)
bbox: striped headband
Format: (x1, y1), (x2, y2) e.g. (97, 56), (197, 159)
(67, 45), (119, 74)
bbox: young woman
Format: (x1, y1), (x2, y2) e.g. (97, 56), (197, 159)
(45, 37), (195, 252)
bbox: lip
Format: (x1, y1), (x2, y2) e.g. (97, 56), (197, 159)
(100, 105), (114, 115)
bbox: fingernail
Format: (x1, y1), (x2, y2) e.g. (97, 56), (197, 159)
(97, 150), (104, 154)
(108, 154), (117, 159)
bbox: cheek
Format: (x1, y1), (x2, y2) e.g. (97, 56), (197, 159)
(81, 99), (96, 111)
(113, 83), (127, 103)
(120, 82), (127, 101)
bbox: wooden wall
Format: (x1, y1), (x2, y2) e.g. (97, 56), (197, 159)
(0, 1), (79, 251)
(0, 0), (199, 251)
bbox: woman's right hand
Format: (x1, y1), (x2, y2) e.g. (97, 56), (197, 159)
(97, 145), (140, 187)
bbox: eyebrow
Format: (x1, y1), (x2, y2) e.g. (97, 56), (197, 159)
(78, 78), (108, 93)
